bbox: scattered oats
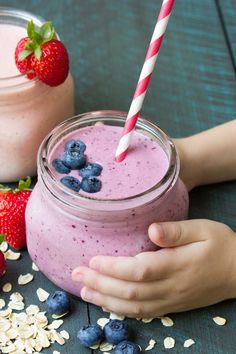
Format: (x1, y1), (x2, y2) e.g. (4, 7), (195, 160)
(184, 339), (195, 348)
(99, 341), (114, 351)
(0, 308), (12, 318)
(0, 318), (11, 332)
(160, 316), (174, 327)
(52, 312), (68, 319)
(164, 337), (175, 349)
(5, 249), (21, 260)
(90, 343), (100, 349)
(1, 343), (16, 353)
(109, 312), (125, 320)
(0, 298), (6, 309)
(18, 324), (35, 339)
(0, 331), (10, 344)
(213, 316), (226, 326)
(52, 331), (65, 345)
(97, 317), (110, 328)
(26, 305), (40, 316)
(18, 273), (34, 285)
(141, 318), (154, 323)
(60, 330), (69, 340)
(145, 339), (156, 351)
(48, 319), (64, 330)
(53, 352), (61, 354)
(6, 328), (18, 340)
(8, 301), (25, 311)
(36, 288), (50, 302)
(32, 262), (39, 271)
(2, 282), (12, 292)
(0, 241), (8, 252)
(10, 292), (24, 302)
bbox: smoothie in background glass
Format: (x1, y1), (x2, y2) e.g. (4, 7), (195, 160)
(0, 7), (74, 182)
(26, 111), (189, 296)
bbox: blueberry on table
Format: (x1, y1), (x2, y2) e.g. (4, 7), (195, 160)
(113, 340), (141, 354)
(46, 291), (70, 315)
(79, 162), (103, 178)
(65, 139), (86, 154)
(60, 176), (81, 192)
(63, 150), (86, 169)
(104, 319), (129, 345)
(81, 176), (102, 193)
(52, 159), (71, 174)
(77, 324), (104, 347)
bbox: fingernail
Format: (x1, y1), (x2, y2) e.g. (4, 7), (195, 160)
(102, 307), (109, 312)
(90, 258), (99, 270)
(81, 287), (93, 301)
(72, 270), (84, 282)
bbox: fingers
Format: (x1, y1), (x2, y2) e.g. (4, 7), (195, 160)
(88, 251), (179, 282)
(148, 219), (208, 248)
(80, 286), (168, 318)
(72, 267), (171, 301)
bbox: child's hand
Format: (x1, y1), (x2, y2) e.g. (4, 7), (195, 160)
(72, 220), (236, 318)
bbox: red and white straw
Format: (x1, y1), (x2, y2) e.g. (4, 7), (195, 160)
(115, 0), (175, 162)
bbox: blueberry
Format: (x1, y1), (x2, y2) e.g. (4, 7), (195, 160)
(77, 324), (104, 348)
(81, 177), (102, 193)
(60, 176), (81, 192)
(79, 162), (103, 178)
(63, 150), (86, 169)
(112, 340), (141, 354)
(52, 159), (71, 174)
(46, 291), (70, 315)
(104, 319), (129, 345)
(65, 139), (86, 154)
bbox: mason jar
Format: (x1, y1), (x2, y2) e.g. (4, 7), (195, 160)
(0, 7), (74, 182)
(25, 110), (189, 296)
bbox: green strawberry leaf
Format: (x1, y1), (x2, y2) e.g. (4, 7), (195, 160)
(40, 21), (55, 42)
(27, 20), (35, 38)
(18, 176), (31, 191)
(0, 234), (4, 244)
(35, 46), (42, 60)
(18, 50), (33, 61)
(32, 31), (43, 45)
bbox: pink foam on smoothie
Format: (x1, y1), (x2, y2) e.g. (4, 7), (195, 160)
(0, 24), (27, 78)
(49, 125), (169, 199)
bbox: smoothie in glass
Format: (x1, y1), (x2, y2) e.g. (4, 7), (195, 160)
(26, 111), (189, 296)
(0, 8), (74, 182)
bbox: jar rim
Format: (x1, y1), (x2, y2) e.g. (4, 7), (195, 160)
(38, 110), (180, 211)
(0, 7), (43, 89)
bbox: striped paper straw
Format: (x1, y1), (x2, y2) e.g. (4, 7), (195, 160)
(115, 0), (175, 162)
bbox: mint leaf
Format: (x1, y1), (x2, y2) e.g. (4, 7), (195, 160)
(18, 176), (31, 191)
(27, 20), (35, 38)
(18, 50), (33, 61)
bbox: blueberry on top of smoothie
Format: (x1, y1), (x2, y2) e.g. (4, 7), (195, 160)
(65, 139), (86, 154)
(60, 176), (81, 192)
(46, 290), (71, 315)
(77, 324), (104, 348)
(112, 340), (141, 354)
(52, 159), (71, 174)
(63, 150), (86, 169)
(104, 319), (129, 345)
(81, 176), (102, 193)
(79, 162), (103, 178)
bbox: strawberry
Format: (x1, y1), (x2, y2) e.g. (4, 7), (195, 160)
(0, 177), (32, 250)
(15, 37), (36, 79)
(15, 20), (69, 87)
(0, 235), (6, 277)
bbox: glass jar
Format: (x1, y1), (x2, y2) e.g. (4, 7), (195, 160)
(26, 110), (189, 296)
(0, 7), (74, 182)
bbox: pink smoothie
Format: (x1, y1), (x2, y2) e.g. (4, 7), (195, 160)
(49, 125), (169, 199)
(26, 119), (189, 296)
(0, 21), (74, 182)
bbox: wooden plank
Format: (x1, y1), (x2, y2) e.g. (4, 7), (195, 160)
(217, 0), (236, 73)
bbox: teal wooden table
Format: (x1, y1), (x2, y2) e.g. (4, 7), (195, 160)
(1, 1), (236, 353)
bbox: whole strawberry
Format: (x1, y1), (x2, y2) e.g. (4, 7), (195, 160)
(15, 21), (69, 87)
(0, 177), (32, 250)
(0, 235), (6, 277)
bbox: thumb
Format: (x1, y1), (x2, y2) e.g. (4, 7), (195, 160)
(148, 220), (206, 248)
